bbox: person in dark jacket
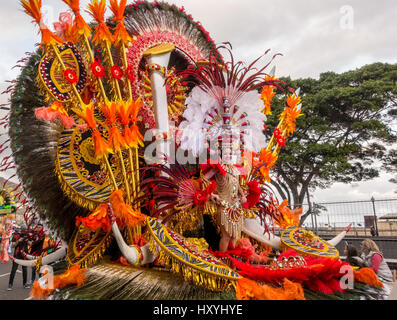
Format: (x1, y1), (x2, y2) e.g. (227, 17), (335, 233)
(8, 231), (31, 290)
(28, 227), (45, 284)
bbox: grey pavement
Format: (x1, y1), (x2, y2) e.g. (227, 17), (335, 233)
(0, 260), (32, 300)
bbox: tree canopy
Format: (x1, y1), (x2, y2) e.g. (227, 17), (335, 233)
(266, 62), (397, 221)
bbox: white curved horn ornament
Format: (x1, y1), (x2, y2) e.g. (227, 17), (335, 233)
(12, 244), (68, 267)
(242, 218), (282, 250)
(108, 204), (157, 266)
(328, 223), (352, 247)
(143, 44), (174, 166)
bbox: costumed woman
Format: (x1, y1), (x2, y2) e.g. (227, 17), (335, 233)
(200, 115), (249, 252)
(0, 217), (13, 263)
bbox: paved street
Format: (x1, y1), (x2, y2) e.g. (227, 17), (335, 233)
(0, 260), (32, 300)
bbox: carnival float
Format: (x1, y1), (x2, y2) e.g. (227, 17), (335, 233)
(4, 0), (388, 300)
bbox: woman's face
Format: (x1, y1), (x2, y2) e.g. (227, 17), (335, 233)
(344, 247), (348, 255)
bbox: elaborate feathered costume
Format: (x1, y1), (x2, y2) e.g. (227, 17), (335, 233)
(5, 0), (388, 301)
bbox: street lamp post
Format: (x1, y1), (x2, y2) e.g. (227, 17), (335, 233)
(371, 196), (379, 236)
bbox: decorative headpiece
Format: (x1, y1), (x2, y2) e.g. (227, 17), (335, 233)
(178, 44), (285, 162)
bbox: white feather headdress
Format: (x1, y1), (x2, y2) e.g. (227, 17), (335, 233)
(178, 45), (281, 160)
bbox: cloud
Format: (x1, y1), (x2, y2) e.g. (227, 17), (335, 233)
(313, 172), (397, 203)
(170, 0), (397, 78)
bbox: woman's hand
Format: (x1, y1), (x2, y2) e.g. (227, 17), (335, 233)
(210, 194), (221, 205)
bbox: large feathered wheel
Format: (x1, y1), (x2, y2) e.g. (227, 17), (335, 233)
(9, 2), (220, 244)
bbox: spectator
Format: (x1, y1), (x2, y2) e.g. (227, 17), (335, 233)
(360, 239), (393, 296)
(8, 231), (30, 291)
(344, 243), (365, 267)
(370, 226), (377, 237)
(28, 227), (45, 284)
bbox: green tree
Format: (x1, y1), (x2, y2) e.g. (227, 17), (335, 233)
(384, 149), (397, 193)
(266, 62), (397, 224)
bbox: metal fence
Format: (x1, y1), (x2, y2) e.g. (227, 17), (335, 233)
(270, 197), (397, 265)
(299, 198), (397, 238)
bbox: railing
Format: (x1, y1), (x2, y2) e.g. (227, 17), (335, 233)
(296, 198), (397, 237)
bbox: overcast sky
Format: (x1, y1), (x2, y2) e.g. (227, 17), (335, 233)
(0, 0), (396, 203)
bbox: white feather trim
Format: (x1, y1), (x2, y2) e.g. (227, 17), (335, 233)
(178, 87), (268, 157)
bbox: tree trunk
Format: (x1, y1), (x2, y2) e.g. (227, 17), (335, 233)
(299, 186), (312, 226)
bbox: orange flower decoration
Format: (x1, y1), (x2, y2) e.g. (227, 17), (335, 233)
(86, 0), (114, 45)
(75, 204), (110, 232)
(109, 0), (133, 46)
(62, 0), (91, 38)
(354, 268), (384, 288)
(260, 75), (277, 115)
(72, 103), (96, 129)
(21, 0), (63, 48)
(275, 199), (303, 229)
(236, 277), (305, 300)
(31, 265), (87, 300)
(92, 129), (112, 159)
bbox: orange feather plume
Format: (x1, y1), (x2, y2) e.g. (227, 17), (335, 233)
(75, 204), (111, 232)
(260, 75), (277, 115)
(108, 126), (126, 152)
(87, 0), (107, 22)
(253, 149), (278, 182)
(354, 268), (384, 288)
(129, 97), (143, 122)
(109, 0), (127, 22)
(279, 95), (303, 136)
(87, 0), (113, 45)
(72, 103), (97, 129)
(62, 0), (91, 38)
(275, 200), (303, 229)
(21, 0), (63, 47)
(236, 277), (305, 300)
(61, 0), (80, 12)
(117, 102), (132, 126)
(110, 190), (147, 228)
(286, 93), (301, 109)
(112, 23), (133, 47)
(30, 266), (87, 300)
(122, 126), (137, 148)
(92, 129), (112, 159)
(20, 0), (42, 25)
(130, 124), (144, 147)
(109, 0), (132, 46)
